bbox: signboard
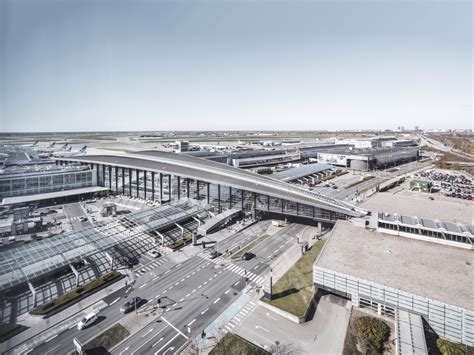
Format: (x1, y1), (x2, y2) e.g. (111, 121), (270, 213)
(73, 337), (83, 355)
(317, 153), (347, 166)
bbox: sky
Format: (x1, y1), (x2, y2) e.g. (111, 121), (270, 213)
(0, 0), (472, 132)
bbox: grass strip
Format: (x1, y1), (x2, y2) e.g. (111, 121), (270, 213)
(210, 333), (269, 355)
(262, 240), (325, 317)
(73, 323), (130, 355)
(231, 234), (270, 260)
(30, 271), (122, 316)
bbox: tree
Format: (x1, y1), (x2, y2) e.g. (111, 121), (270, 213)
(355, 316), (390, 355)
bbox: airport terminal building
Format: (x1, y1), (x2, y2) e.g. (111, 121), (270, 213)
(56, 151), (367, 224)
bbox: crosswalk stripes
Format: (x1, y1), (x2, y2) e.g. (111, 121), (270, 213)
(222, 300), (258, 334)
(134, 258), (168, 277)
(224, 264), (264, 285)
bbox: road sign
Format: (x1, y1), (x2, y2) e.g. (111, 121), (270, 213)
(73, 337), (84, 355)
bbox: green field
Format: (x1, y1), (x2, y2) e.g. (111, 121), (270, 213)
(262, 240), (325, 317)
(210, 333), (269, 355)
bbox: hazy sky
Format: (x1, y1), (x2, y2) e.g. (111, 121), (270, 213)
(0, 0), (472, 132)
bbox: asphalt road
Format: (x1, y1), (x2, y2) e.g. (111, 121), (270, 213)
(30, 221), (301, 355)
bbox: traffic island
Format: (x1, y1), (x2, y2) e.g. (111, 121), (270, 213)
(72, 323), (130, 355)
(231, 234), (270, 260)
(260, 240), (325, 322)
(30, 271), (124, 317)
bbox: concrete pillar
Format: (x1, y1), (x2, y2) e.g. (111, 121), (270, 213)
(108, 166), (112, 189)
(267, 195), (270, 211)
(241, 190), (244, 210)
(144, 171), (147, 199)
(70, 263), (80, 287)
(156, 231), (166, 245)
(229, 186), (232, 209)
(28, 281), (37, 307)
(122, 167), (125, 195)
(206, 182), (210, 204)
(196, 180), (200, 200)
(217, 184), (221, 213)
(128, 168), (132, 196)
(102, 165), (106, 187)
(168, 175), (171, 201)
(187, 179), (190, 198)
(115, 166), (118, 192)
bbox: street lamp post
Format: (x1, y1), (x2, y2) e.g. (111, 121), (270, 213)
(150, 272), (156, 308)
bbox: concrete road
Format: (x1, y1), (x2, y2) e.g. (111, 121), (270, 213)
(29, 221), (287, 355)
(63, 202), (90, 231)
(235, 294), (351, 355)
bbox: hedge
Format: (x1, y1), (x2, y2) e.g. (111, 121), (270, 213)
(355, 316), (391, 354)
(30, 271), (122, 316)
(437, 339), (474, 355)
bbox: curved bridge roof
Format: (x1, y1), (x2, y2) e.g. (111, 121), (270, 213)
(58, 151), (367, 218)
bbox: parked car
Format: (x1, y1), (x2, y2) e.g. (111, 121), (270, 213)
(147, 249), (161, 258)
(241, 252), (255, 261)
(123, 256), (139, 267)
(120, 297), (142, 313)
(209, 250), (219, 259)
(77, 312), (98, 330)
(80, 216), (88, 222)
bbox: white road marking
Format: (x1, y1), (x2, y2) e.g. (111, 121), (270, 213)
(224, 289), (231, 295)
(44, 345), (61, 355)
(180, 278), (185, 282)
(192, 271), (196, 275)
(168, 286), (173, 290)
(109, 297), (121, 306)
(201, 307), (209, 315)
(174, 282), (179, 286)
(126, 286), (132, 293)
(161, 317), (189, 339)
(163, 289), (167, 294)
(179, 298), (184, 302)
(44, 334), (58, 343)
(165, 269), (171, 274)
(203, 281), (208, 285)
(266, 312), (278, 320)
(192, 289), (196, 293)
(142, 328), (154, 337)
(138, 283), (147, 289)
(234, 281), (240, 286)
(69, 324), (77, 329)
(213, 298), (221, 304)
(152, 337), (164, 347)
(186, 275), (190, 278)
(198, 285), (202, 289)
(186, 293), (190, 298)
(256, 325), (269, 332)
(188, 319), (196, 326)
(130, 325), (168, 355)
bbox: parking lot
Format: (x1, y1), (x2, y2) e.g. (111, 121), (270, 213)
(415, 169), (472, 200)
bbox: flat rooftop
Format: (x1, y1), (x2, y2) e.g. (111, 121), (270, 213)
(360, 192), (473, 225)
(317, 220), (473, 310)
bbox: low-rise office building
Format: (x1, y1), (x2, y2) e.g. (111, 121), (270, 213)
(313, 220), (474, 347)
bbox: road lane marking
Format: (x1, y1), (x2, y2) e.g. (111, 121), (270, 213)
(174, 282), (179, 286)
(186, 293), (190, 298)
(165, 269), (171, 274)
(180, 278), (185, 282)
(168, 286), (173, 290)
(130, 325), (169, 355)
(44, 334), (58, 343)
(152, 337), (164, 347)
(155, 335), (179, 355)
(161, 317), (189, 339)
(192, 271), (196, 275)
(198, 285), (202, 289)
(192, 289), (196, 293)
(188, 319), (196, 326)
(256, 325), (269, 332)
(186, 275), (190, 278)
(224, 289), (231, 295)
(203, 281), (208, 285)
(126, 286), (132, 293)
(179, 298), (184, 302)
(213, 298), (221, 304)
(234, 281), (240, 286)
(201, 307), (209, 315)
(109, 297), (120, 306)
(142, 328), (154, 337)
(163, 289), (167, 294)
(266, 312), (278, 320)
(44, 344), (61, 355)
(253, 265), (259, 270)
(139, 283), (147, 289)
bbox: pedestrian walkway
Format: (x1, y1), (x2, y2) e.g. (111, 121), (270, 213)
(222, 300), (257, 333)
(224, 264), (264, 285)
(134, 258), (168, 277)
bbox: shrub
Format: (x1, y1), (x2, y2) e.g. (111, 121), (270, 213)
(355, 316), (390, 354)
(437, 339), (474, 355)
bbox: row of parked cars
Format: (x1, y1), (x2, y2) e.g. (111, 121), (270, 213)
(416, 170), (472, 200)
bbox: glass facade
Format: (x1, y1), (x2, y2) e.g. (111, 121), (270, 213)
(0, 168), (93, 198)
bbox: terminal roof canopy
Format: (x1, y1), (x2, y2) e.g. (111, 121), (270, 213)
(58, 151), (367, 218)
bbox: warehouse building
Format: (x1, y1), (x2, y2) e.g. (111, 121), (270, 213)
(313, 220), (474, 348)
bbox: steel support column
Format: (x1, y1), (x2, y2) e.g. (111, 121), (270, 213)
(177, 176), (181, 200)
(186, 179), (190, 198)
(144, 171), (147, 199)
(136, 169), (139, 197)
(196, 180), (200, 200)
(160, 173), (163, 201)
(129, 168), (132, 196)
(168, 175), (172, 201)
(102, 165), (106, 187)
(122, 167), (125, 195)
(115, 166), (118, 192)
(217, 184), (221, 213)
(267, 195), (270, 211)
(96, 164), (100, 186)
(229, 186), (232, 209)
(108, 165), (112, 189)
(241, 190), (244, 210)
(151, 172), (155, 200)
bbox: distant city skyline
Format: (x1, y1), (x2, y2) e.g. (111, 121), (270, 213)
(1, 0), (472, 132)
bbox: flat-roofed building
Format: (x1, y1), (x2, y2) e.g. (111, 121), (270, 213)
(313, 220), (474, 347)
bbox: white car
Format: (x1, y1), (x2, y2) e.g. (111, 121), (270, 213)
(77, 312), (98, 330)
(147, 249), (161, 258)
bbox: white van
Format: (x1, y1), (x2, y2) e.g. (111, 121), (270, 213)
(77, 312), (98, 330)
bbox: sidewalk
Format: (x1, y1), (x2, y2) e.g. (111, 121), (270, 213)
(1, 274), (131, 355)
